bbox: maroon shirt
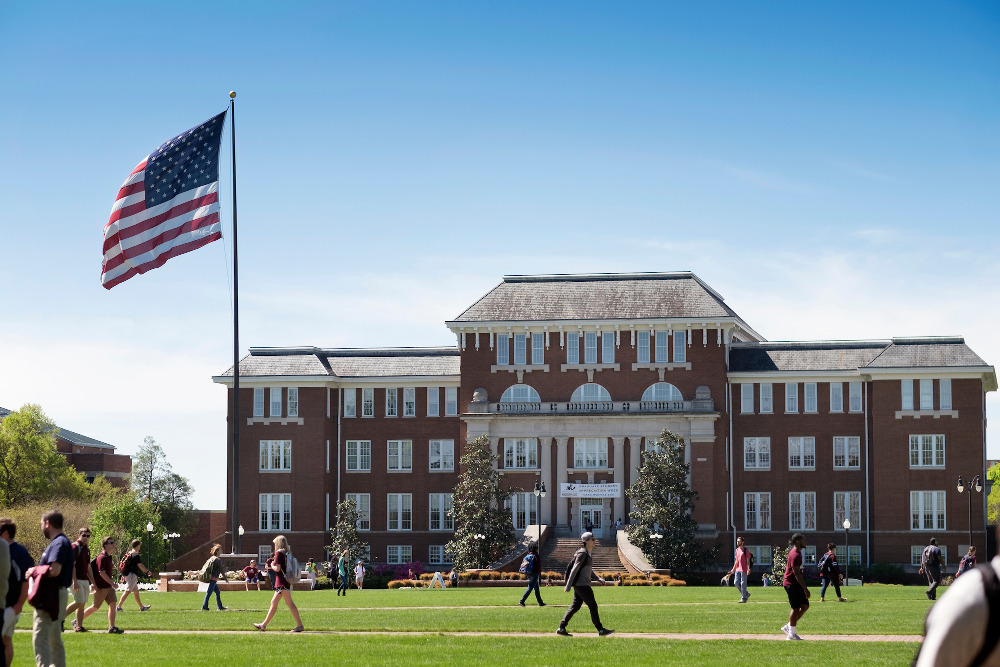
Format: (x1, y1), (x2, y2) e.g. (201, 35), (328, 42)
(72, 541), (92, 581)
(273, 550), (290, 589)
(243, 565), (260, 579)
(95, 552), (114, 589)
(783, 546), (803, 587)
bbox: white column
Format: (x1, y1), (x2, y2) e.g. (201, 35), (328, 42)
(556, 437), (569, 529)
(540, 437), (552, 525)
(629, 437), (641, 517)
(612, 437), (625, 529)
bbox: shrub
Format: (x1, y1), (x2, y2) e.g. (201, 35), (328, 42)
(314, 575), (333, 590)
(862, 562), (907, 585)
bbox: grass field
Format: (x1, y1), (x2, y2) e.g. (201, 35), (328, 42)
(9, 584), (933, 665)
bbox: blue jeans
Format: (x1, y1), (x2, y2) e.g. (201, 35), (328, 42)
(734, 571), (748, 601)
(202, 579), (224, 609)
(820, 577), (842, 599)
(520, 576), (544, 605)
(337, 573), (349, 595)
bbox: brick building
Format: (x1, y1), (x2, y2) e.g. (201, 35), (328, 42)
(214, 273), (996, 570)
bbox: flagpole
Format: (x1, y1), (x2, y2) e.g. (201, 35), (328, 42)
(229, 91), (241, 554)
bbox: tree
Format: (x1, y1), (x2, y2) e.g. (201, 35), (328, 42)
(128, 436), (195, 535)
(625, 429), (717, 571)
(988, 462), (1000, 524)
(329, 498), (369, 566)
(89, 488), (167, 573)
(445, 434), (515, 570)
(0, 404), (91, 506)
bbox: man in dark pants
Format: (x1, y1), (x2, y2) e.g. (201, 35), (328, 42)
(919, 537), (944, 601)
(557, 532), (614, 637)
(518, 542), (545, 607)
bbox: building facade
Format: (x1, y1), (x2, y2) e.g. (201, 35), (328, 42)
(215, 273), (996, 570)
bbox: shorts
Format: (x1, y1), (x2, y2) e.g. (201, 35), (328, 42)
(73, 585), (90, 605)
(784, 583), (808, 608)
(2, 607), (18, 639)
(246, 577), (259, 583)
(124, 573), (139, 591)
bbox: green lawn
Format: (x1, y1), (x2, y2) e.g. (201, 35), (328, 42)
(9, 584), (932, 665)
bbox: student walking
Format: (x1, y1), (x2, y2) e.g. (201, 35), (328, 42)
(956, 546), (977, 578)
(557, 532), (614, 637)
(919, 537), (944, 600)
(781, 533), (810, 640)
(82, 536), (124, 634)
(336, 550), (349, 596)
(518, 542), (545, 607)
(726, 536), (751, 603)
(28, 510), (75, 667)
(201, 544), (228, 611)
(65, 527), (96, 632)
(818, 543), (846, 602)
(354, 560), (366, 590)
(0, 517), (35, 665)
(253, 535), (304, 632)
(117, 539), (152, 612)
(304, 558), (317, 590)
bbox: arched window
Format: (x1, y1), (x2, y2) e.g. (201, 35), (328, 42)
(570, 383), (612, 403)
(642, 383), (683, 402)
(500, 384), (541, 403)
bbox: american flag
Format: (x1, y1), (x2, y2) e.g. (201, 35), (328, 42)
(101, 111), (227, 289)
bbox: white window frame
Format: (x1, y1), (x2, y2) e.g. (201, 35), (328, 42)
(362, 388), (374, 418)
(497, 334), (509, 365)
(253, 388), (265, 417)
(673, 330), (686, 362)
(744, 492), (771, 531)
(789, 492), (816, 531)
(830, 382), (843, 413)
(573, 437), (608, 468)
(445, 387), (458, 416)
(785, 383), (798, 413)
(637, 331), (650, 363)
(836, 545), (861, 567)
(259, 440), (292, 471)
(429, 439), (455, 471)
(403, 387), (415, 417)
(902, 380), (914, 410)
(429, 493), (454, 531)
(387, 440), (412, 472)
(259, 493), (291, 531)
(567, 333), (579, 364)
(602, 332), (615, 364)
(760, 383), (773, 414)
(258, 545), (273, 564)
(910, 490), (946, 531)
(429, 545), (454, 565)
(531, 333), (544, 365)
(834, 491), (861, 530)
(909, 434), (945, 468)
(744, 437), (770, 470)
(270, 387), (282, 417)
(849, 382), (862, 412)
(346, 440), (371, 472)
(740, 384), (754, 414)
(655, 331), (668, 362)
(912, 545), (947, 567)
(287, 387), (299, 417)
(387, 494), (412, 531)
(507, 492), (538, 530)
(804, 383), (817, 413)
(788, 436), (815, 470)
(919, 379), (934, 411)
(504, 438), (538, 469)
(746, 545), (772, 566)
(514, 334), (527, 365)
(833, 436), (860, 469)
(940, 379), (952, 410)
(584, 332), (598, 364)
(345, 493), (370, 531)
(427, 387), (439, 417)
(344, 388), (356, 418)
(386, 388), (398, 418)
(387, 545), (412, 564)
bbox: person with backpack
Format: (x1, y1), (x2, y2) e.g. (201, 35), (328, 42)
(336, 550), (349, 596)
(253, 535), (304, 633)
(117, 539), (152, 612)
(200, 544), (228, 611)
(726, 536), (752, 603)
(518, 541), (545, 607)
(81, 536), (124, 634)
(818, 543), (847, 602)
(65, 527), (96, 632)
(919, 537), (944, 601)
(957, 546), (977, 578)
(557, 532), (614, 637)
(354, 560), (366, 591)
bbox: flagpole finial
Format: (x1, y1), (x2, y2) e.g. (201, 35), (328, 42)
(229, 91), (236, 98)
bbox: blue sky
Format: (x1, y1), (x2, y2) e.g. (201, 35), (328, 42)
(1, 2), (997, 510)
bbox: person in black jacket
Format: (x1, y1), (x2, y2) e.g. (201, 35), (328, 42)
(557, 532), (614, 637)
(518, 542), (545, 607)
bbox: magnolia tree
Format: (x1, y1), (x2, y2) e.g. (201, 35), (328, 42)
(626, 429), (717, 571)
(445, 434), (514, 570)
(329, 498), (369, 567)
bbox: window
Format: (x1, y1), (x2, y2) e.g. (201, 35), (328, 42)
(746, 545), (772, 566)
(387, 494), (412, 531)
(745, 492), (771, 530)
(258, 545), (273, 564)
(427, 387), (439, 416)
(429, 546), (454, 565)
(910, 491), (946, 530)
(741, 384), (754, 413)
(744, 437), (771, 470)
(912, 545), (947, 567)
(833, 436), (861, 469)
(902, 380), (914, 410)
(403, 388), (415, 417)
(567, 333), (579, 364)
(909, 435), (945, 468)
(940, 379), (952, 410)
(637, 331), (650, 363)
(602, 332), (615, 364)
(804, 383), (817, 413)
(362, 388), (374, 417)
(386, 388), (398, 417)
(507, 492), (538, 530)
(345, 493), (370, 531)
(760, 383), (773, 413)
(346, 440), (371, 472)
(344, 388), (356, 417)
(785, 383), (798, 413)
(259, 440), (291, 471)
(387, 440), (412, 472)
(504, 438), (538, 469)
(641, 382), (683, 402)
(531, 333), (544, 365)
(584, 332), (597, 364)
(570, 383), (611, 403)
(497, 334), (509, 365)
(445, 387), (458, 416)
(514, 334), (526, 365)
(429, 493), (454, 530)
(830, 383), (843, 413)
(573, 438), (608, 468)
(501, 384), (541, 402)
(254, 388), (265, 417)
(788, 437), (815, 470)
(788, 492), (816, 531)
(429, 440), (455, 471)
(270, 387), (282, 417)
(849, 382), (862, 412)
(673, 330), (686, 362)
(387, 545), (412, 564)
(655, 331), (668, 362)
(259, 493), (291, 531)
(287, 388), (299, 417)
(834, 491), (861, 529)
(920, 379), (933, 410)
(836, 545), (861, 567)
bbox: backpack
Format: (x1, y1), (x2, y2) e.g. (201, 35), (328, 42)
(284, 552), (302, 582)
(958, 555), (975, 577)
(90, 557), (100, 582)
(748, 550), (756, 569)
(817, 552), (832, 575)
(197, 556), (216, 583)
(118, 553), (131, 575)
(519, 553), (536, 575)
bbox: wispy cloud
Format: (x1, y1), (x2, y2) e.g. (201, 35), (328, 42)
(706, 160), (815, 194)
(829, 159), (900, 184)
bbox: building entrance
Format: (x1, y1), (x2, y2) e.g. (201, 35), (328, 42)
(580, 498), (604, 539)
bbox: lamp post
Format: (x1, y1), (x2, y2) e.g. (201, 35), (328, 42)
(238, 524), (245, 554)
(146, 522), (154, 575)
(533, 481), (547, 546)
(650, 531), (663, 570)
(842, 519), (851, 586)
(166, 532), (180, 562)
(473, 533), (486, 569)
(957, 475), (983, 551)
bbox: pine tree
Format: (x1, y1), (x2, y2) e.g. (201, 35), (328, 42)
(625, 429), (717, 571)
(329, 498), (369, 565)
(445, 434), (515, 570)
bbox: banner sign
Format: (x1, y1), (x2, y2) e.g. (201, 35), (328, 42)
(560, 483), (621, 498)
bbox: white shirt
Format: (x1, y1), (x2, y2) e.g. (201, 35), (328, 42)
(917, 556), (1000, 666)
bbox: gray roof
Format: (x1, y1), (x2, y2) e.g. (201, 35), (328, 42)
(218, 347), (460, 379)
(0, 407), (115, 450)
(450, 273), (742, 323)
(730, 337), (991, 373)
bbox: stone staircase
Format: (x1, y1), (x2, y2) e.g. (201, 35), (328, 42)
(540, 536), (627, 575)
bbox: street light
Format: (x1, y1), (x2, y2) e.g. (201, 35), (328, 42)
(533, 481), (547, 545)
(473, 533), (486, 568)
(238, 524), (245, 554)
(650, 531), (663, 570)
(166, 532), (180, 562)
(146, 522), (154, 575)
(842, 519), (851, 586)
(957, 475), (983, 551)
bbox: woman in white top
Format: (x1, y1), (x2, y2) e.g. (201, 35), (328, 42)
(354, 561), (365, 590)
